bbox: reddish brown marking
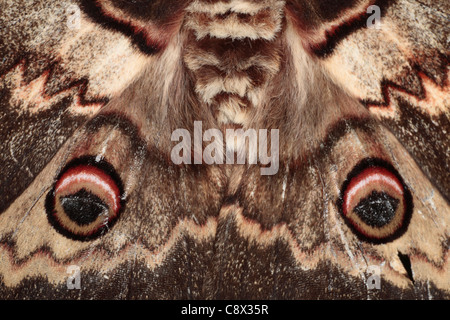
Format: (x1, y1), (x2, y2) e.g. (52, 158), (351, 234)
(79, 0), (186, 55)
(364, 71), (449, 110)
(1, 58), (108, 109)
(292, 0), (394, 58)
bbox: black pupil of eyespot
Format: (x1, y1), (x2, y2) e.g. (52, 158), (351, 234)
(353, 190), (399, 228)
(60, 189), (108, 226)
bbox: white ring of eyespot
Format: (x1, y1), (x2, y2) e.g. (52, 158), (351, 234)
(55, 169), (120, 212)
(344, 170), (403, 215)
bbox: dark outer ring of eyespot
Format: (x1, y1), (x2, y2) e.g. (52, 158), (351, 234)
(337, 158), (413, 244)
(45, 156), (125, 241)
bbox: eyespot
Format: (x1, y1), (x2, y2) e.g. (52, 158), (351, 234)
(337, 158), (413, 243)
(45, 156), (125, 241)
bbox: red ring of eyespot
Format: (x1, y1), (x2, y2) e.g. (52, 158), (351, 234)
(46, 156), (125, 241)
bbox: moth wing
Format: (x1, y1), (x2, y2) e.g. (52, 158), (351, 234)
(0, 1), (198, 298)
(296, 0), (449, 198)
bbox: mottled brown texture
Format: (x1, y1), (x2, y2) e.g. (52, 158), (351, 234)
(0, 0), (448, 300)
(383, 96), (450, 200)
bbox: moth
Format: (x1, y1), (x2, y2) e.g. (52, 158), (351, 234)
(0, 0), (448, 299)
